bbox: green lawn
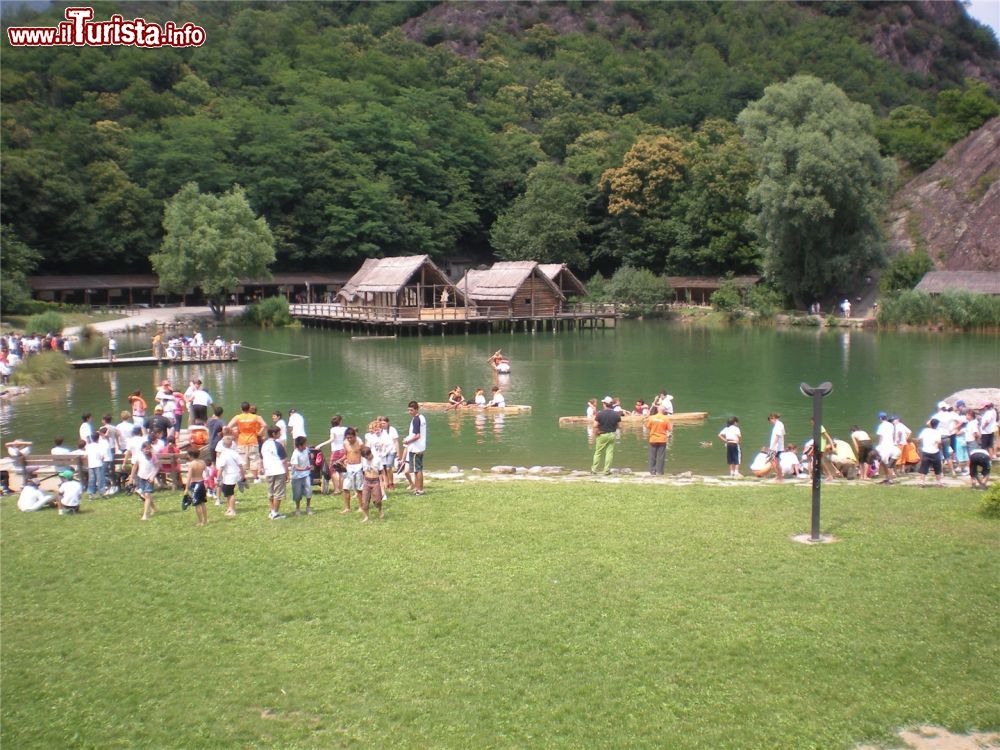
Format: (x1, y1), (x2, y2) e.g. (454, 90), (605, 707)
(2, 480), (997, 749)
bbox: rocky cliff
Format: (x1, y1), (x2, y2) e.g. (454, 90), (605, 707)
(887, 117), (1000, 271)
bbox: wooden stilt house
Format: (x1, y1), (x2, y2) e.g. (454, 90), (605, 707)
(460, 261), (566, 318)
(538, 263), (588, 299)
(336, 255), (464, 320)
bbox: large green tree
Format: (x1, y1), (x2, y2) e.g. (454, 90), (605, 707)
(737, 75), (895, 304)
(0, 225), (41, 313)
(151, 183), (275, 316)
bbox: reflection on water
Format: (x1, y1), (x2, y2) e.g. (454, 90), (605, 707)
(3, 322), (997, 473)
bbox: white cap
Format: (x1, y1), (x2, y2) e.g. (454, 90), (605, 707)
(937, 400), (949, 409)
(602, 396), (614, 404)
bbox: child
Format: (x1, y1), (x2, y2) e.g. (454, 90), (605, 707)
(290, 435), (313, 516)
(184, 448), (208, 526)
(57, 469), (83, 515)
(130, 442), (159, 521)
(359, 446), (384, 522)
(341, 427), (363, 514)
(261, 425), (288, 520)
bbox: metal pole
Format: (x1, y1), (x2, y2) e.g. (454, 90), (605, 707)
(810, 393), (823, 542)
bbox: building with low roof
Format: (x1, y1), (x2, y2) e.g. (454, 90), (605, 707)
(336, 255), (463, 313)
(914, 271), (1000, 295)
(666, 275), (760, 306)
(460, 261), (566, 317)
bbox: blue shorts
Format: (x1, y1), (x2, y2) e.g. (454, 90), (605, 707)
(726, 444), (740, 466)
(408, 452), (424, 472)
(137, 477), (155, 494)
(954, 439), (969, 463)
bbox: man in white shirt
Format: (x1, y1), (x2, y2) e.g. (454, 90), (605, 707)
(17, 473), (53, 512)
(188, 378), (213, 422)
(272, 411), (288, 446)
(767, 412), (786, 483)
(875, 411), (899, 483)
(85, 436), (105, 500)
(79, 413), (94, 444)
(287, 409), (306, 441)
(979, 402), (998, 458)
(917, 418), (943, 485)
(403, 401), (427, 496)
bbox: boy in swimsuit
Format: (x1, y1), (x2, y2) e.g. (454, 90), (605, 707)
(184, 448), (208, 526)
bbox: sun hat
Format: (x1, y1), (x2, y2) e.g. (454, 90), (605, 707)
(602, 396), (614, 404)
(937, 400), (948, 409)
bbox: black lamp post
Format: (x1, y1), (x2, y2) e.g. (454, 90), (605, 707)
(800, 381), (833, 542)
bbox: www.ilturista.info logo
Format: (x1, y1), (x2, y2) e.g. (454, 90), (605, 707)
(7, 7), (206, 48)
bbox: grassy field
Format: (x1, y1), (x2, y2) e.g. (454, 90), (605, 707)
(2, 479), (997, 749)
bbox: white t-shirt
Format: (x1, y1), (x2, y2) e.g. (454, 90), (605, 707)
(191, 388), (213, 407)
(79, 422), (94, 443)
(980, 408), (997, 435)
(17, 485), (51, 512)
(328, 425), (347, 451)
(779, 451), (800, 476)
(964, 417), (981, 444)
(116, 421), (135, 451)
(85, 440), (105, 469)
(406, 413), (427, 453)
(933, 410), (959, 436)
(749, 451), (770, 473)
(288, 412), (306, 439)
(489, 392), (506, 407)
(384, 425), (399, 453)
(893, 421), (911, 446)
(274, 419), (288, 444)
(918, 427), (942, 454)
(876, 421), (895, 452)
(719, 425), (741, 443)
(261, 439), (286, 478)
(216, 447), (242, 485)
(768, 419), (785, 452)
(134, 453), (159, 482)
(126, 435), (145, 463)
(475, 393), (487, 406)
(59, 479), (83, 508)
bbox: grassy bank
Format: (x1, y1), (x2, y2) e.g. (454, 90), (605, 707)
(2, 481), (997, 749)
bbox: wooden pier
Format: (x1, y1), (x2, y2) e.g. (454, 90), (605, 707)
(71, 355), (238, 369)
(289, 303), (618, 335)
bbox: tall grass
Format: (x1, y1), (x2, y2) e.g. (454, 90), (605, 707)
(9, 351), (71, 385)
(877, 290), (1000, 329)
(242, 295), (294, 327)
(23, 310), (63, 335)
(2, 481), (997, 749)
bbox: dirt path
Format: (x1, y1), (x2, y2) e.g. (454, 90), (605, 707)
(63, 306), (246, 336)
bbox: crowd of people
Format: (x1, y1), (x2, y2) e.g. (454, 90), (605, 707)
(11, 377), (432, 524)
(1, 330), (78, 383)
(587, 394), (996, 489)
(150, 331), (239, 361)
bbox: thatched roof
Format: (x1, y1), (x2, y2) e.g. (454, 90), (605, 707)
(538, 263), (587, 296)
(338, 255), (459, 302)
(462, 261), (565, 302)
(914, 271), (1000, 295)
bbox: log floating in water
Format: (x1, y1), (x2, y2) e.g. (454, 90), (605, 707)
(558, 411), (708, 425)
(419, 402), (531, 413)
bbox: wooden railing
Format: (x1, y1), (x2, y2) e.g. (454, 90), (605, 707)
(289, 302), (618, 323)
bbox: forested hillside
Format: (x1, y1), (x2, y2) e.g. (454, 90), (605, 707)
(2, 1), (997, 296)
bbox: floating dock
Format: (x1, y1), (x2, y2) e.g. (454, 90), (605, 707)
(71, 356), (238, 369)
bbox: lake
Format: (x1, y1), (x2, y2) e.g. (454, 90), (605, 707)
(3, 321), (998, 475)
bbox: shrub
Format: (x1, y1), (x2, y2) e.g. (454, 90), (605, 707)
(585, 273), (609, 303)
(71, 324), (106, 360)
(978, 483), (1000, 519)
(878, 290), (1000, 329)
(243, 296), (293, 327)
(10, 351), (71, 386)
(607, 266), (672, 318)
(710, 280), (741, 314)
(746, 284), (783, 319)
(24, 310), (63, 335)
(879, 249), (932, 295)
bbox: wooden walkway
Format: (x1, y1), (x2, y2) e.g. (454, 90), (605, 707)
(289, 303), (618, 335)
(71, 356), (238, 369)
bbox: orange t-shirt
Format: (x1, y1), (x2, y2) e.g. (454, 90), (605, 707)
(233, 413), (263, 446)
(645, 413), (672, 445)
